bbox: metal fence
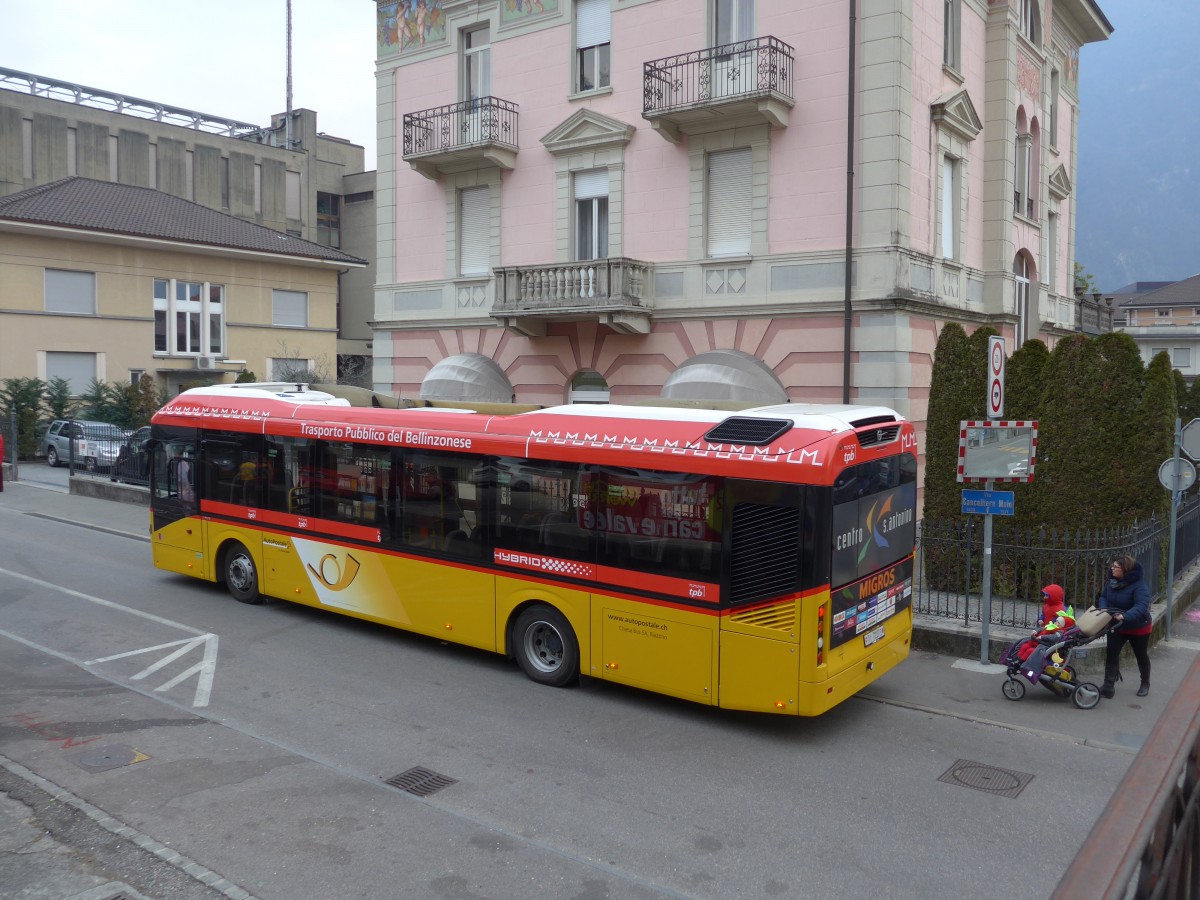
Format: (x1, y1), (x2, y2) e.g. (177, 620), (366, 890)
(914, 495), (1200, 630)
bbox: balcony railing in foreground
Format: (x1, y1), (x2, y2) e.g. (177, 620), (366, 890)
(402, 97), (519, 178)
(643, 36), (794, 140)
(1052, 651), (1200, 899)
(491, 258), (652, 335)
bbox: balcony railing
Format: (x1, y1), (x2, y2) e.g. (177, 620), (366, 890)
(402, 97), (519, 178)
(642, 36), (794, 141)
(492, 258), (653, 335)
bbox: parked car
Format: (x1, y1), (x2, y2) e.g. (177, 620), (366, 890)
(112, 426), (152, 484)
(43, 420), (125, 472)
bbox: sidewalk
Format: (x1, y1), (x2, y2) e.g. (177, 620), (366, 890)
(2, 478), (1199, 898)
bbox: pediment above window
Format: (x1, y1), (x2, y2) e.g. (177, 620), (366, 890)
(541, 109), (635, 155)
(1048, 163), (1073, 200)
(930, 89), (982, 142)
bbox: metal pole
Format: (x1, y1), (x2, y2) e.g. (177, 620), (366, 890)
(842, 0), (856, 405)
(1165, 417), (1181, 640)
(980, 478), (993, 663)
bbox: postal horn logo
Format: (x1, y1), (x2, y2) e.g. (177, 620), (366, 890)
(308, 553), (361, 591)
(858, 495), (893, 564)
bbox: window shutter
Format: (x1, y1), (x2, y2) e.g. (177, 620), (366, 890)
(707, 148), (751, 257)
(272, 289), (309, 327)
(459, 185), (490, 276)
(45, 270), (96, 314)
(576, 0), (611, 48)
(45, 352), (97, 395)
(573, 168), (608, 200)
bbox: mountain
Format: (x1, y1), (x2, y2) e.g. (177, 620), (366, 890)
(1076, 0), (1200, 292)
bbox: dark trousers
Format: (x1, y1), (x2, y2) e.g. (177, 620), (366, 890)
(1104, 631), (1151, 686)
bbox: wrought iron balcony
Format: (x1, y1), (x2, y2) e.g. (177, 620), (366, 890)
(642, 36), (795, 142)
(402, 97), (519, 180)
(491, 258), (653, 336)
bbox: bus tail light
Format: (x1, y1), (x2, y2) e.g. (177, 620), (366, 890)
(816, 605), (826, 666)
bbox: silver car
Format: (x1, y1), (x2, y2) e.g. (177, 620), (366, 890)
(43, 420), (125, 471)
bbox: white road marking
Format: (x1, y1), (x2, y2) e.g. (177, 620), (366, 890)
(0, 566), (217, 707)
(951, 659), (1005, 674)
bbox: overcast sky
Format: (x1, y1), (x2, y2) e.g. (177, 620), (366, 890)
(0, 0), (378, 169)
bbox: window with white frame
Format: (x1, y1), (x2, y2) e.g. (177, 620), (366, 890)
(1174, 348), (1191, 368)
(1047, 210), (1059, 290)
(574, 169), (609, 261)
(153, 278), (225, 357)
(462, 26), (490, 103)
(714, 0), (754, 45)
(1014, 131), (1033, 218)
(706, 148), (752, 257)
(1014, 254), (1033, 344)
(1020, 0), (1041, 45)
(272, 289), (309, 328)
(576, 0), (611, 92)
(940, 156), (960, 260)
(943, 0), (960, 71)
(459, 185), (491, 276)
(45, 352), (98, 397)
(45, 269), (96, 314)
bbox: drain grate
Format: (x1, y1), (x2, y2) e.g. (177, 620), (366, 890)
(937, 759), (1033, 799)
(384, 766), (457, 797)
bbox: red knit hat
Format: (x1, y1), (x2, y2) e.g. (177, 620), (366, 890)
(1041, 584), (1065, 620)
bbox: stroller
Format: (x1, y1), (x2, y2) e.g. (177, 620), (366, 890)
(1000, 607), (1118, 709)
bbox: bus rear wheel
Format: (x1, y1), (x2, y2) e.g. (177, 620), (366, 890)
(223, 542), (264, 604)
(512, 605), (579, 688)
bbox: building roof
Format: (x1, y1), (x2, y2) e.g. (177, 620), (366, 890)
(1110, 281), (1176, 296)
(0, 177), (366, 266)
(1118, 274), (1200, 309)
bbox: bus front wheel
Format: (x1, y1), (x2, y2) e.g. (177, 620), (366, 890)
(512, 605), (579, 688)
(224, 542), (264, 604)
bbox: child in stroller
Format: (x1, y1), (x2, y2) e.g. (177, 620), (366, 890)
(1001, 584), (1117, 709)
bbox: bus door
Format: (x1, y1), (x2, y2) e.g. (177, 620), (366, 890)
(200, 433), (265, 585)
(149, 428), (206, 579)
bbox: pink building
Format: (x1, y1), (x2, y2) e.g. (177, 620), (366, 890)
(372, 0), (1111, 431)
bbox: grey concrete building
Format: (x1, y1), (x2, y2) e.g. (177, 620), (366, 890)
(0, 68), (376, 385)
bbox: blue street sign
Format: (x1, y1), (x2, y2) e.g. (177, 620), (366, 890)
(961, 489), (1015, 516)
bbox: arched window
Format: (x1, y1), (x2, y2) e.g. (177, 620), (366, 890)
(568, 370), (610, 404)
(1013, 108), (1033, 219)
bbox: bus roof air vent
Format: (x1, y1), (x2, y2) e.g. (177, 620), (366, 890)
(857, 424), (901, 447)
(703, 417), (793, 445)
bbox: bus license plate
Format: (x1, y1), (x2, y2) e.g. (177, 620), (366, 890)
(863, 625), (885, 647)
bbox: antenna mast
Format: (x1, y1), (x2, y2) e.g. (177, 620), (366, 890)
(285, 0), (293, 149)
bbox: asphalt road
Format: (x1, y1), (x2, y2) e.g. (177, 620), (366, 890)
(2, 483), (1197, 899)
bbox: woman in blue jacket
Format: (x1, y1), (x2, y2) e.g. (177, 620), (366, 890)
(1096, 555), (1153, 698)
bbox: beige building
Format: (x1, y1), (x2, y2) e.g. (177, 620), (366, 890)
(0, 178), (366, 396)
(0, 68), (376, 385)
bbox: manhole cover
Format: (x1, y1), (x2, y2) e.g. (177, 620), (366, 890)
(384, 766), (457, 797)
(67, 744), (150, 774)
(937, 759), (1033, 799)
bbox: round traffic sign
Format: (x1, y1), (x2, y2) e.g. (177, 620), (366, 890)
(990, 341), (1004, 375)
(1158, 457), (1197, 493)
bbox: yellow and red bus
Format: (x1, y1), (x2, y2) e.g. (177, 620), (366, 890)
(149, 383), (918, 715)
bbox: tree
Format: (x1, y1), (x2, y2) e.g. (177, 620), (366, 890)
(1074, 262), (1098, 298)
(1127, 351), (1176, 525)
(1005, 339), (1050, 421)
(922, 323), (975, 524)
(43, 377), (77, 421)
(0, 377), (47, 459)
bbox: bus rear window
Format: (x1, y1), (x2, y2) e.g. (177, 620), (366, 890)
(830, 455), (917, 588)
